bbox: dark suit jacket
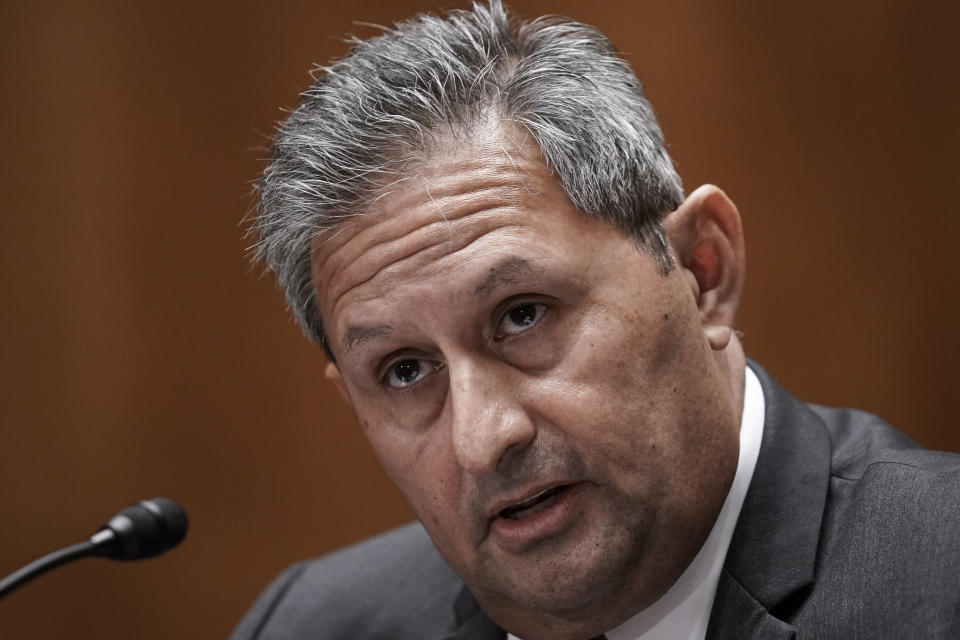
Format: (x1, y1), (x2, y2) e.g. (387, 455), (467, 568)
(231, 364), (960, 639)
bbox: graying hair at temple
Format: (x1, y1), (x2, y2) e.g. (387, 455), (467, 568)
(252, 0), (684, 359)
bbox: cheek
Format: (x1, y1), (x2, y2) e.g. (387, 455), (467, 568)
(360, 416), (463, 528)
(546, 305), (677, 412)
(541, 295), (714, 469)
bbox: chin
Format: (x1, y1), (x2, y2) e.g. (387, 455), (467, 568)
(477, 518), (648, 618)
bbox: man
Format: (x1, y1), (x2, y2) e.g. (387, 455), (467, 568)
(233, 2), (960, 638)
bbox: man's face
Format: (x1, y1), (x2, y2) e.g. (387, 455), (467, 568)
(312, 129), (740, 635)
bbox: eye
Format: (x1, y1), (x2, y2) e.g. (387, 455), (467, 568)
(497, 302), (547, 338)
(384, 358), (442, 389)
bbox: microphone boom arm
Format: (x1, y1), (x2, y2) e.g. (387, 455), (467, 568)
(0, 540), (96, 598)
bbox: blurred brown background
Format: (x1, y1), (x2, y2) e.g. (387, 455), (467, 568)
(1, 0), (957, 637)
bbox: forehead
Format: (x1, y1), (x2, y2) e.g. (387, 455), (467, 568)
(313, 130), (540, 296)
(308, 127), (628, 353)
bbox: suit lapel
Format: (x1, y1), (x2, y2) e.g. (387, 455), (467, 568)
(707, 363), (831, 638)
(435, 586), (505, 640)
(435, 612), (503, 640)
(708, 571), (795, 639)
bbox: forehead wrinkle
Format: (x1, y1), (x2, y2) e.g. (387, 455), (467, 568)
(317, 169), (533, 308)
(313, 171), (529, 292)
(328, 207), (528, 322)
(312, 138), (544, 290)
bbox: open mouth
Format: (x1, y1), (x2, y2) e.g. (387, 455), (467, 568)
(499, 485), (569, 520)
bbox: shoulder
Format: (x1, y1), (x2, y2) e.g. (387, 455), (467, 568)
(810, 403), (960, 509)
(230, 522), (466, 640)
(802, 401), (960, 536)
(810, 403), (960, 477)
(802, 405), (960, 633)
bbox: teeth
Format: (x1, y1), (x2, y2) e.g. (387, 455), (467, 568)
(500, 486), (564, 520)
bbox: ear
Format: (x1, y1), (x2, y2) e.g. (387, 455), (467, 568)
(325, 362), (354, 407)
(663, 185), (745, 350)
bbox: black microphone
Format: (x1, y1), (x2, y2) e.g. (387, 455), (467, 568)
(0, 497), (188, 598)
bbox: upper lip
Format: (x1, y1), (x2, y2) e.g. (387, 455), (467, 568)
(485, 481), (571, 519)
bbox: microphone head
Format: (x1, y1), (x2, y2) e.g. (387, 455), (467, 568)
(93, 498), (189, 561)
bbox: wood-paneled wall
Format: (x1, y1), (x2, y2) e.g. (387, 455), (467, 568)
(1, 1), (957, 636)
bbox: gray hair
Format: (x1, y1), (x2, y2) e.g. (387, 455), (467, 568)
(253, 0), (683, 359)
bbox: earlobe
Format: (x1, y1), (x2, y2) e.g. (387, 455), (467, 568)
(704, 325), (733, 351)
(663, 185), (746, 330)
(325, 362), (354, 406)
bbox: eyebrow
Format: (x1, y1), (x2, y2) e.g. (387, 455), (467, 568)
(342, 324), (393, 354)
(471, 256), (534, 298)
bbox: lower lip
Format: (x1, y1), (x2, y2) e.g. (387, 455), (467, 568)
(489, 483), (583, 551)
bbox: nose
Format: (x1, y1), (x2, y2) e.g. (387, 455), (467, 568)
(448, 358), (536, 476)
